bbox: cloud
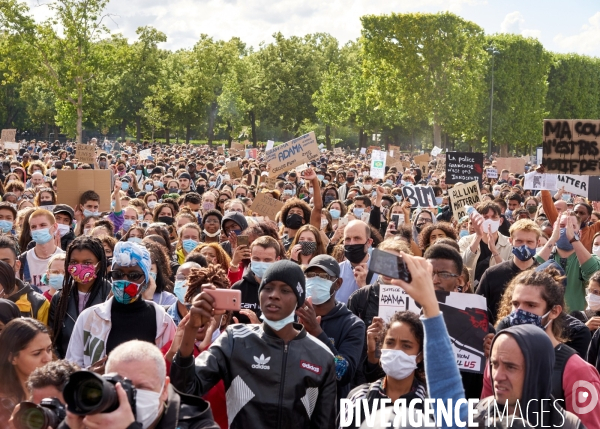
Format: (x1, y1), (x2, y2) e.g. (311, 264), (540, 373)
(499, 11), (541, 40)
(554, 12), (600, 55)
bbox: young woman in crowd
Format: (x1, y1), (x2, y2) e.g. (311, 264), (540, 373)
(142, 240), (176, 306)
(176, 223), (202, 263)
(200, 209), (223, 244)
(194, 242), (231, 273)
(288, 224), (326, 267)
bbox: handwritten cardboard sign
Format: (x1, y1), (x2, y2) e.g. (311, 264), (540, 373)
(260, 175), (279, 189)
(449, 180), (482, 221)
(418, 161), (429, 173)
(227, 161), (243, 180)
(57, 170), (111, 212)
(485, 168), (498, 179)
(495, 157), (526, 174)
(4, 142), (19, 150)
(264, 132), (320, 178)
(378, 285), (421, 323)
(413, 153), (430, 164)
(217, 146), (224, 155)
(252, 192), (284, 220)
(231, 141), (245, 152)
(445, 152), (483, 187)
(76, 144), (96, 164)
(402, 186), (437, 208)
(334, 147), (343, 155)
(0, 129), (16, 146)
(542, 119), (600, 175)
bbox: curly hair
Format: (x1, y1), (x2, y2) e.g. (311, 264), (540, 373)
(418, 222), (457, 250)
(27, 360), (80, 393)
(185, 264), (231, 303)
(193, 242), (231, 273)
(280, 197), (311, 226)
(495, 267), (567, 342)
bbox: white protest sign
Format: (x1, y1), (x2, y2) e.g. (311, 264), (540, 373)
(485, 168), (498, 179)
(138, 149), (151, 159)
(4, 142), (19, 150)
(449, 180), (482, 221)
(370, 150), (386, 179)
(536, 147), (543, 166)
(378, 285), (421, 323)
(266, 140), (274, 151)
(360, 148), (366, 155)
(556, 174), (590, 197)
(431, 146), (442, 157)
(523, 172), (557, 191)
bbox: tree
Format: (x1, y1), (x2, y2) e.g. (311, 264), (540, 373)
(361, 12), (487, 147)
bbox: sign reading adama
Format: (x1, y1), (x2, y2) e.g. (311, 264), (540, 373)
(265, 132), (320, 178)
(542, 119), (600, 175)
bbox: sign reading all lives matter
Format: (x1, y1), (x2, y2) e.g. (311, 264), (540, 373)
(542, 119), (600, 175)
(265, 132), (320, 178)
(449, 180), (482, 221)
(446, 152), (483, 187)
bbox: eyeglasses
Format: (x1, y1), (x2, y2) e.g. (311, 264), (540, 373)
(306, 272), (337, 281)
(110, 270), (145, 282)
(575, 211), (587, 216)
(432, 271), (460, 280)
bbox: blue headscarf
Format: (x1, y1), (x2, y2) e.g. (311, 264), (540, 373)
(112, 241), (151, 284)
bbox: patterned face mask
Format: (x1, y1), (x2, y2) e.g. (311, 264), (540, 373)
(68, 263), (98, 284)
(508, 308), (552, 329)
(299, 241), (317, 256)
(112, 280), (146, 304)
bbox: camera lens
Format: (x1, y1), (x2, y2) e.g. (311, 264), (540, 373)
(64, 371), (119, 415)
(78, 379), (104, 408)
(14, 402), (61, 429)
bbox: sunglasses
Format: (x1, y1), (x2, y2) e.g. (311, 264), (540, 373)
(110, 270), (145, 282)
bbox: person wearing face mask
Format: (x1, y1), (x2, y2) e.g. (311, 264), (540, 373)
(482, 268), (600, 428)
(571, 271), (600, 336)
(345, 311), (426, 428)
(74, 180), (124, 234)
(166, 262), (203, 325)
(536, 212), (600, 312)
(300, 255), (364, 400)
(337, 169), (357, 201)
(65, 241), (176, 367)
(52, 204), (76, 251)
(40, 253), (66, 301)
(476, 219), (542, 325)
(231, 236), (283, 324)
(171, 260), (337, 429)
(62, 340), (219, 429)
(459, 202), (512, 284)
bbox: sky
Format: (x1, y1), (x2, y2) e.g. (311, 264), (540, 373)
(24, 0), (600, 56)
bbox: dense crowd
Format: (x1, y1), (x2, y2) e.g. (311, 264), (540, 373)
(0, 137), (599, 428)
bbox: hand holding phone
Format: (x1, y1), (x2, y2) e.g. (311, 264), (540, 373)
(237, 235), (249, 247)
(369, 248), (412, 283)
(205, 288), (242, 311)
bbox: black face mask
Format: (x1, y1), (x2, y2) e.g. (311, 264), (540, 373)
(346, 176), (355, 184)
(197, 185), (205, 194)
(285, 213), (304, 230)
(344, 243), (368, 264)
(158, 216), (174, 226)
(324, 195), (335, 205)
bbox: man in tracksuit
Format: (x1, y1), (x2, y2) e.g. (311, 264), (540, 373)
(299, 255), (365, 400)
(171, 260), (337, 429)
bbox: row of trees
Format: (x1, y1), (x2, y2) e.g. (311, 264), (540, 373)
(1, 0), (600, 154)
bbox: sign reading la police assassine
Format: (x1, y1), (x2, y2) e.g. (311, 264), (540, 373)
(265, 132), (320, 178)
(542, 119), (600, 175)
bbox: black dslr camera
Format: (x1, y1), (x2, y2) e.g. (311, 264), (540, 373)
(14, 398), (66, 429)
(63, 371), (136, 416)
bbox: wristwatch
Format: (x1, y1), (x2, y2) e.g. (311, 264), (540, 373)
(569, 232), (580, 243)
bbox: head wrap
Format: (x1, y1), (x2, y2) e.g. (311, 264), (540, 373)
(112, 241), (151, 284)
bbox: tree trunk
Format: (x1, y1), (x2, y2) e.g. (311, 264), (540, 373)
(136, 116), (142, 142)
(76, 107), (83, 143)
(227, 120), (233, 146)
(359, 128), (366, 149)
(207, 102), (218, 146)
(249, 111), (257, 147)
(500, 143), (508, 157)
(120, 120), (127, 141)
(43, 123), (49, 139)
(186, 124), (191, 144)
(326, 124), (331, 151)
(433, 122), (442, 148)
(411, 131), (415, 154)
(165, 127), (170, 144)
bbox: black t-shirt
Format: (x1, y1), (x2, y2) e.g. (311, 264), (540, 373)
(106, 298), (157, 354)
(474, 240), (492, 282)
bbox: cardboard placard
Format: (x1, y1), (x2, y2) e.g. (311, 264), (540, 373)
(0, 129), (16, 146)
(413, 153), (430, 164)
(252, 192), (284, 220)
(449, 180), (482, 221)
(378, 285), (421, 323)
(260, 176), (279, 189)
(217, 146), (224, 155)
(264, 132), (320, 178)
(435, 158), (446, 175)
(445, 152), (483, 187)
(231, 141), (245, 152)
(4, 142), (20, 150)
(389, 145), (400, 153)
(418, 161), (429, 173)
(76, 144), (96, 164)
(542, 119), (600, 175)
(523, 172), (557, 191)
(227, 161), (243, 180)
(57, 170), (111, 212)
(556, 174), (591, 197)
(495, 157), (526, 174)
(436, 291), (488, 374)
(334, 148), (343, 155)
(401, 185), (437, 208)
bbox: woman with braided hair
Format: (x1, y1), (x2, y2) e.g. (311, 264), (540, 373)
(48, 236), (111, 358)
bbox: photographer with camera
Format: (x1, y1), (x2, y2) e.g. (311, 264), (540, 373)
(59, 340), (219, 429)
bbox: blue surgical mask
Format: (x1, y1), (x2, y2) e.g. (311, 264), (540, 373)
(556, 228), (574, 251)
(394, 195), (402, 202)
(153, 181), (162, 188)
(512, 244), (537, 261)
(149, 272), (157, 282)
(136, 169), (142, 175)
(48, 274), (64, 290)
(284, 189), (294, 196)
(322, 179), (329, 185)
(306, 277), (334, 305)
(353, 207), (365, 218)
(174, 280), (188, 304)
(435, 197), (443, 205)
(122, 219), (135, 231)
(182, 239), (199, 253)
(459, 229), (469, 238)
(317, 174), (324, 181)
(209, 181), (216, 187)
(261, 309), (296, 331)
(127, 237), (143, 244)
(251, 261), (272, 279)
(330, 209), (341, 220)
(31, 228), (53, 244)
(145, 184), (153, 191)
(385, 180), (393, 186)
(0, 220), (12, 233)
(122, 182), (130, 191)
(83, 209), (100, 217)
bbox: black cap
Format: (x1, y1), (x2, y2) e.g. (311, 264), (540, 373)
(259, 260), (306, 308)
(304, 254), (340, 278)
(53, 204), (75, 220)
(178, 172), (192, 180)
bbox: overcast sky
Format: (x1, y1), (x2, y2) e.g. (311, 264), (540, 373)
(25, 0), (600, 56)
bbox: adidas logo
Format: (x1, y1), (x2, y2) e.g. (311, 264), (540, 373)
(300, 360), (322, 374)
(252, 354), (271, 370)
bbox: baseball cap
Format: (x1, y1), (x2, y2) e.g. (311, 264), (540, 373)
(304, 254), (340, 278)
(53, 204), (75, 220)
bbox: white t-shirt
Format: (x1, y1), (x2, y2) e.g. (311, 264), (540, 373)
(78, 291), (90, 314)
(26, 246), (65, 293)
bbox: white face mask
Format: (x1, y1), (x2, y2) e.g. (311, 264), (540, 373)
(482, 218), (500, 234)
(588, 293), (600, 311)
(593, 246), (600, 257)
(261, 309), (295, 331)
(135, 379), (165, 429)
(57, 223), (70, 237)
(380, 349), (418, 380)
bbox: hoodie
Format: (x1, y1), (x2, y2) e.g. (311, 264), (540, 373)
(220, 212), (248, 257)
(231, 268), (261, 324)
(7, 279), (49, 325)
(314, 301), (365, 399)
